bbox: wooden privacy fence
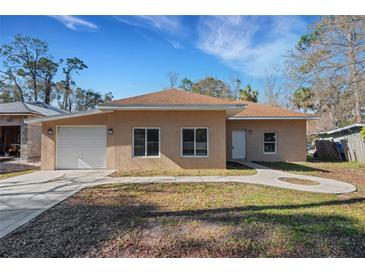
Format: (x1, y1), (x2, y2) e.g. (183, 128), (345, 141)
(315, 137), (365, 163)
(314, 140), (341, 161)
(341, 138), (365, 163)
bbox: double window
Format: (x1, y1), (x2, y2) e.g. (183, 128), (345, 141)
(133, 128), (160, 157)
(181, 128), (208, 157)
(263, 132), (277, 154)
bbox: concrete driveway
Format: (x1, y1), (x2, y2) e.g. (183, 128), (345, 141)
(0, 170), (113, 239)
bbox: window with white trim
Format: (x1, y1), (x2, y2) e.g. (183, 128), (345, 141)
(182, 128), (208, 157)
(133, 128), (160, 157)
(263, 132), (277, 154)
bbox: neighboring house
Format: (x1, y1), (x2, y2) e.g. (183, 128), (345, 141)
(0, 101), (66, 160)
(318, 123), (365, 163)
(26, 89), (317, 171)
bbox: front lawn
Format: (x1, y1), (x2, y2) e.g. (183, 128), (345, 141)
(1, 172), (365, 257)
(113, 161), (256, 177)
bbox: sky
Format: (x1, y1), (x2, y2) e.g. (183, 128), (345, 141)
(0, 16), (319, 101)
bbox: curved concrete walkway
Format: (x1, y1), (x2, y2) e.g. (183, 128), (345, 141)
(113, 161), (356, 194)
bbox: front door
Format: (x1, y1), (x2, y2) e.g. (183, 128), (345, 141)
(232, 130), (246, 159)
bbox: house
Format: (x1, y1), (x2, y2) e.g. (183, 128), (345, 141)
(26, 89), (317, 171)
(317, 123), (365, 163)
(0, 101), (66, 160)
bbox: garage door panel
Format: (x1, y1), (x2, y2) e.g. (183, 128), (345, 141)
(56, 126), (106, 169)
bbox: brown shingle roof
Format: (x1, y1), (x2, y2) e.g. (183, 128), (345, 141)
(232, 101), (313, 118)
(111, 88), (236, 105)
(111, 89), (313, 118)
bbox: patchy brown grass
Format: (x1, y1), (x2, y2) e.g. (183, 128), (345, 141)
(1, 178), (365, 258)
(113, 162), (256, 177)
(279, 177), (320, 185)
(0, 170), (34, 180)
(0, 161), (39, 180)
(258, 161), (365, 186)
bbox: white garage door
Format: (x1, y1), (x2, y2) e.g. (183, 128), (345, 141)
(56, 126), (106, 169)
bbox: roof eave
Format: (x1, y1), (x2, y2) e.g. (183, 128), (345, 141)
(228, 116), (319, 120)
(0, 112), (41, 116)
(319, 123), (365, 135)
(25, 109), (113, 125)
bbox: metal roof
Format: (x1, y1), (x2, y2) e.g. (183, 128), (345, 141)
(319, 123), (365, 135)
(0, 101), (66, 116)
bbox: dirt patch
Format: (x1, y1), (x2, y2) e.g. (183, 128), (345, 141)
(0, 161), (39, 174)
(279, 177), (320, 185)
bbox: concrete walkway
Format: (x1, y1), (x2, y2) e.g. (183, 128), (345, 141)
(113, 161), (356, 194)
(0, 170), (113, 239)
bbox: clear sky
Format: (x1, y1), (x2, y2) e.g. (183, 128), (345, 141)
(0, 16), (318, 101)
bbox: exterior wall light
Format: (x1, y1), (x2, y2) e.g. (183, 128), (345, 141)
(248, 129), (253, 135)
(108, 128), (113, 135)
(47, 128), (53, 135)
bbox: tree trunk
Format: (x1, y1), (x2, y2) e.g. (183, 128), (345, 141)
(44, 84), (51, 104)
(348, 37), (362, 123)
(12, 75), (24, 103)
(32, 76), (38, 101)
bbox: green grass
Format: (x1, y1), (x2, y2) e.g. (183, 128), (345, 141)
(0, 170), (34, 180)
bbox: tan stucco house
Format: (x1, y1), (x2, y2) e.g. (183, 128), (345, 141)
(26, 89), (317, 171)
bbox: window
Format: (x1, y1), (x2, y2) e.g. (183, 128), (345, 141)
(133, 128), (160, 157)
(182, 128), (208, 157)
(264, 132), (277, 154)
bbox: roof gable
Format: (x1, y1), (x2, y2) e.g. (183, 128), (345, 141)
(109, 89), (314, 119)
(110, 88), (236, 105)
(231, 101), (314, 119)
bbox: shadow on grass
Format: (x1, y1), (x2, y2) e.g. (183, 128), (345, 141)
(1, 190), (365, 258)
(255, 161), (329, 173)
(227, 161), (255, 171)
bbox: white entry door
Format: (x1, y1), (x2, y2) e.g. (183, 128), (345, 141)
(56, 126), (106, 169)
(232, 130), (246, 159)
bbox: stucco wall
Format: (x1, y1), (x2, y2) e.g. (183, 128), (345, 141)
(21, 124), (42, 160)
(41, 110), (227, 171)
(226, 120), (307, 162)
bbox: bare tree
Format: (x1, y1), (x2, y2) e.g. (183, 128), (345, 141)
(167, 71), (179, 88)
(286, 16), (365, 125)
(263, 73), (281, 106)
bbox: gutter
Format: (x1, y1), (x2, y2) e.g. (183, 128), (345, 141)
(25, 109), (113, 124)
(319, 123), (365, 135)
(228, 116), (319, 120)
